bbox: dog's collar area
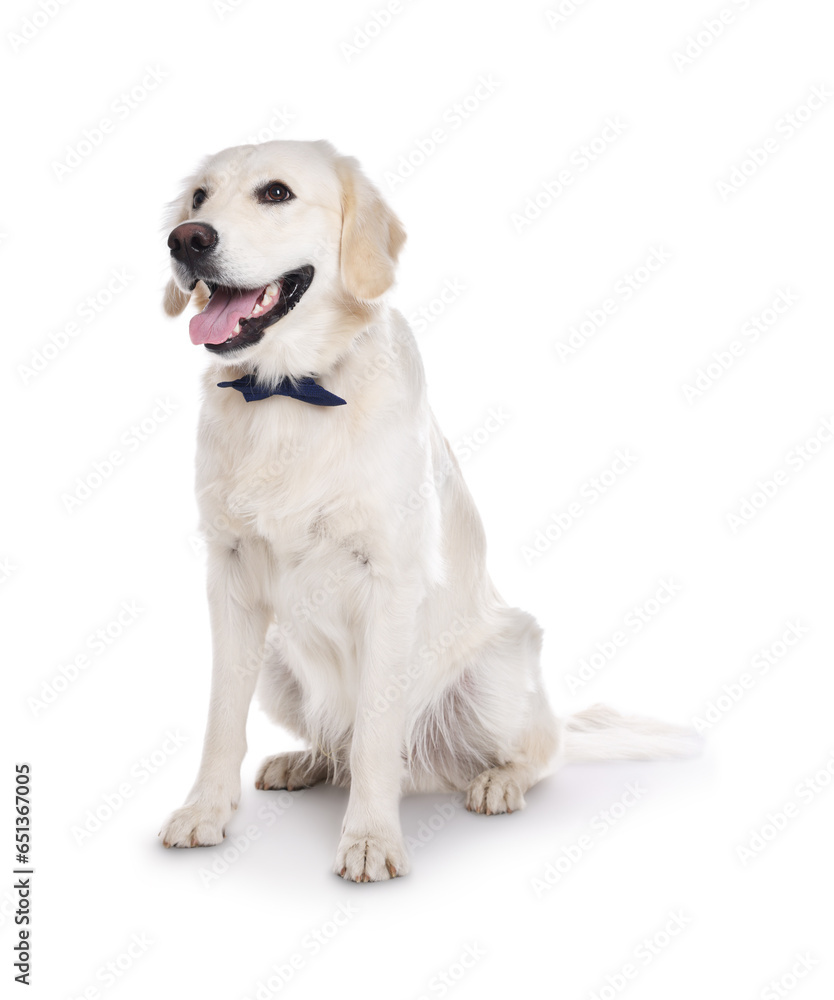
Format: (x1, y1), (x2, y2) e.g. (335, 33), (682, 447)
(217, 374), (346, 406)
(201, 265), (315, 355)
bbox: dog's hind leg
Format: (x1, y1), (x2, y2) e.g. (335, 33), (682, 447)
(255, 750), (330, 791)
(255, 630), (353, 789)
(409, 605), (560, 810)
(464, 689), (559, 815)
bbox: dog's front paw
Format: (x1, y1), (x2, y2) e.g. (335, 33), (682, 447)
(334, 831), (409, 882)
(159, 799), (232, 848)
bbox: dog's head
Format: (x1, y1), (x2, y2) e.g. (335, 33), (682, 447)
(163, 140), (405, 378)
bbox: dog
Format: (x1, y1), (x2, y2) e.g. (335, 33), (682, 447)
(158, 140), (699, 881)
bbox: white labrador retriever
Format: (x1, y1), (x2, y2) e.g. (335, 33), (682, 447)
(159, 140), (698, 881)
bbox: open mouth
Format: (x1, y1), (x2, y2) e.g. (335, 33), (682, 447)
(189, 265), (314, 354)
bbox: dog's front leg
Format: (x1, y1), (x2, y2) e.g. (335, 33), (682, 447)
(334, 581), (416, 882)
(160, 541), (270, 848)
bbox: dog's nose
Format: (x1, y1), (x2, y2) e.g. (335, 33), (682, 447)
(168, 222), (218, 264)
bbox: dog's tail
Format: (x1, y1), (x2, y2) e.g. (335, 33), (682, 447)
(561, 704), (702, 763)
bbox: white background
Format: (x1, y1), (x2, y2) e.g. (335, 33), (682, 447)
(3, 0), (834, 997)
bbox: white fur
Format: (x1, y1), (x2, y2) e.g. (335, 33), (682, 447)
(159, 140), (700, 880)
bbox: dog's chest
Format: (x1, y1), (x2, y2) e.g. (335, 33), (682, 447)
(200, 395), (384, 567)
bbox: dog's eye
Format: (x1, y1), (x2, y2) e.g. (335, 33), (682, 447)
(192, 189), (207, 210)
(260, 182), (294, 204)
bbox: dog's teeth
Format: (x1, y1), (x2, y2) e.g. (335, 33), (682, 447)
(262, 294), (273, 307)
(233, 322), (241, 333)
(266, 283), (278, 296)
(252, 304), (263, 315)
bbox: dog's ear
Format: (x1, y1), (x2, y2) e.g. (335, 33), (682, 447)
(163, 279), (191, 317)
(336, 156), (406, 302)
(162, 179), (195, 316)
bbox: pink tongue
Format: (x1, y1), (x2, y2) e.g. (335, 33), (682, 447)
(189, 286), (266, 345)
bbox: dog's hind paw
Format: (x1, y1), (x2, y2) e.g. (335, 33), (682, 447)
(255, 751), (327, 791)
(465, 766), (527, 815)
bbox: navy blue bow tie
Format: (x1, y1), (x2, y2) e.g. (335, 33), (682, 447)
(216, 374), (346, 406)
